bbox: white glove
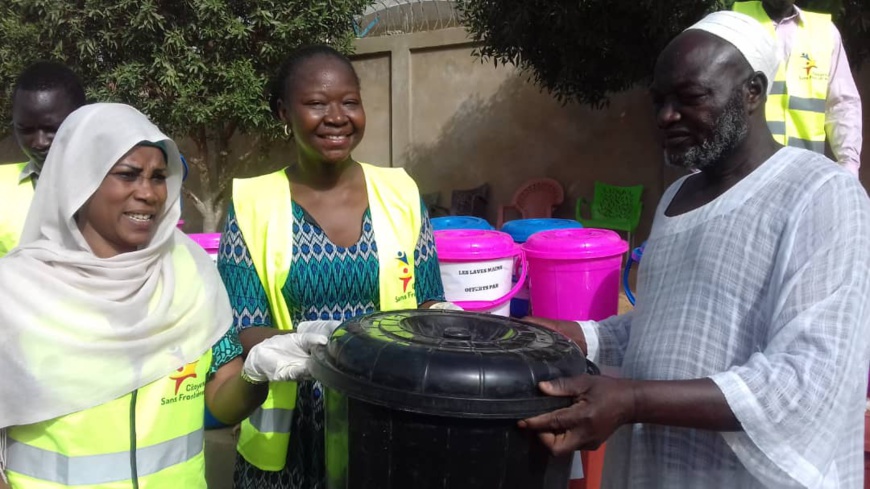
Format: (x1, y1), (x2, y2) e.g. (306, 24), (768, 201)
(242, 333), (327, 383)
(429, 301), (464, 311)
(295, 320), (343, 338)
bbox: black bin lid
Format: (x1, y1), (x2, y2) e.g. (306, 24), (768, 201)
(309, 310), (589, 419)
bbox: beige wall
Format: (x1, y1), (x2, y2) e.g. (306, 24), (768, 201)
(352, 53), (393, 167)
(352, 29), (673, 240)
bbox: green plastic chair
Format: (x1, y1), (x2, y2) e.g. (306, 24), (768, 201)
(575, 182), (643, 248)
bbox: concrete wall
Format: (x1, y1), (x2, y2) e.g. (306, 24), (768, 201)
(349, 29), (667, 240)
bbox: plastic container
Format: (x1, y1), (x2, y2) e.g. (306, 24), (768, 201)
(188, 233), (221, 262)
(501, 218), (583, 244)
(176, 219), (185, 230)
(522, 228), (627, 321)
(434, 230), (526, 316)
(523, 228), (625, 489)
(431, 216), (494, 231)
(501, 219), (583, 317)
(309, 310), (593, 489)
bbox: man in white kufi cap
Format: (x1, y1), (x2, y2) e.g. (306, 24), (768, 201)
(520, 10), (870, 488)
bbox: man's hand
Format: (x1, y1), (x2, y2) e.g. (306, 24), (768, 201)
(522, 316), (587, 354)
(518, 375), (637, 455)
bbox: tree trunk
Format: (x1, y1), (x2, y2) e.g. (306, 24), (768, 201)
(200, 200), (224, 233)
(181, 125), (237, 233)
(181, 186), (225, 233)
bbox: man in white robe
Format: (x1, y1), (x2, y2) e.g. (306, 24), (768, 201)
(521, 11), (870, 489)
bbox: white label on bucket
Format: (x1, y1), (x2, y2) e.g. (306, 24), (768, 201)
(439, 257), (514, 315)
(440, 259), (512, 299)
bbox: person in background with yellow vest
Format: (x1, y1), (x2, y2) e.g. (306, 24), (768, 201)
(732, 0), (863, 177)
(219, 45), (452, 489)
(0, 61), (86, 257)
(0, 103), (332, 489)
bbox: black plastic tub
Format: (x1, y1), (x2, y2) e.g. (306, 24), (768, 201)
(309, 310), (592, 489)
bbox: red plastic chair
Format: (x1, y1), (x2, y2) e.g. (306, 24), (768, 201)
(497, 178), (564, 228)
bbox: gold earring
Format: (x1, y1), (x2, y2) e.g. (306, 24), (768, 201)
(284, 125), (292, 138)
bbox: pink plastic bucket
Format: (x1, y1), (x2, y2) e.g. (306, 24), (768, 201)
(434, 230), (527, 316)
(188, 233), (221, 262)
(523, 228), (627, 321)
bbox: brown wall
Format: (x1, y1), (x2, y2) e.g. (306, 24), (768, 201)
(3, 27), (869, 238)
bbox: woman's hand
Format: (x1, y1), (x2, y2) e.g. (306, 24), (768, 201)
(242, 333), (328, 383)
(205, 357), (268, 426)
(237, 326), (290, 356)
(238, 320), (341, 355)
(295, 320), (343, 338)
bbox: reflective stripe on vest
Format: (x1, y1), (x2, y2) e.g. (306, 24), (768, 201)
(788, 138), (826, 153)
(247, 406), (294, 434)
(7, 346), (212, 489)
(732, 2), (831, 153)
(0, 162), (34, 257)
(6, 429), (202, 486)
(788, 96), (826, 113)
(770, 81), (787, 95)
(232, 163), (422, 471)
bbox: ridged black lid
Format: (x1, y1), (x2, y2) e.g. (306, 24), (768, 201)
(309, 310), (589, 418)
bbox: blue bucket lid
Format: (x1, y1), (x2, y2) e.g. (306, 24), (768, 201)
(500, 218), (583, 243)
(431, 216), (494, 231)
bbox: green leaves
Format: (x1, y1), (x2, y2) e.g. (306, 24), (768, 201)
(0, 0), (373, 140)
(456, 0), (868, 108)
(0, 0), (373, 231)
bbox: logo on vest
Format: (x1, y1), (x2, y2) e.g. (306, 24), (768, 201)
(393, 251), (416, 303)
(799, 52), (828, 81)
(161, 360), (205, 406)
(396, 251), (413, 292)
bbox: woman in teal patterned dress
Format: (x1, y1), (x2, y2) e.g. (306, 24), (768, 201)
(218, 45), (448, 489)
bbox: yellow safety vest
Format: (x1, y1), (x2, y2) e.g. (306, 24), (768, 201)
(232, 162), (421, 471)
(5, 244), (216, 488)
(6, 350), (212, 489)
(0, 162), (34, 257)
(733, 1), (832, 153)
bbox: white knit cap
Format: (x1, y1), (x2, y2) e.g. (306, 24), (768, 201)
(685, 11), (780, 94)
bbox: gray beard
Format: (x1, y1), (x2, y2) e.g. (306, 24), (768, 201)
(665, 91), (749, 171)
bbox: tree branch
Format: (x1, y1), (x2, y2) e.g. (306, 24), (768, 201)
(182, 186), (207, 216)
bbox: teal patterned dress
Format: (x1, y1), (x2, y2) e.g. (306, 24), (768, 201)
(218, 199), (445, 489)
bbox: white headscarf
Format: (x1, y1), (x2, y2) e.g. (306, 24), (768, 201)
(685, 11), (780, 95)
(0, 103), (231, 429)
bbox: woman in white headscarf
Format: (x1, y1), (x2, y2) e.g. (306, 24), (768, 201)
(0, 103), (327, 489)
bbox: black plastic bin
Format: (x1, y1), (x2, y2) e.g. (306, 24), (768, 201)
(309, 310), (591, 489)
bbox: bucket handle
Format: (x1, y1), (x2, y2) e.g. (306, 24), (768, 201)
(453, 249), (528, 312)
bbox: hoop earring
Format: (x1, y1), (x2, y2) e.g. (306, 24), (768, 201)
(284, 124), (292, 138)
